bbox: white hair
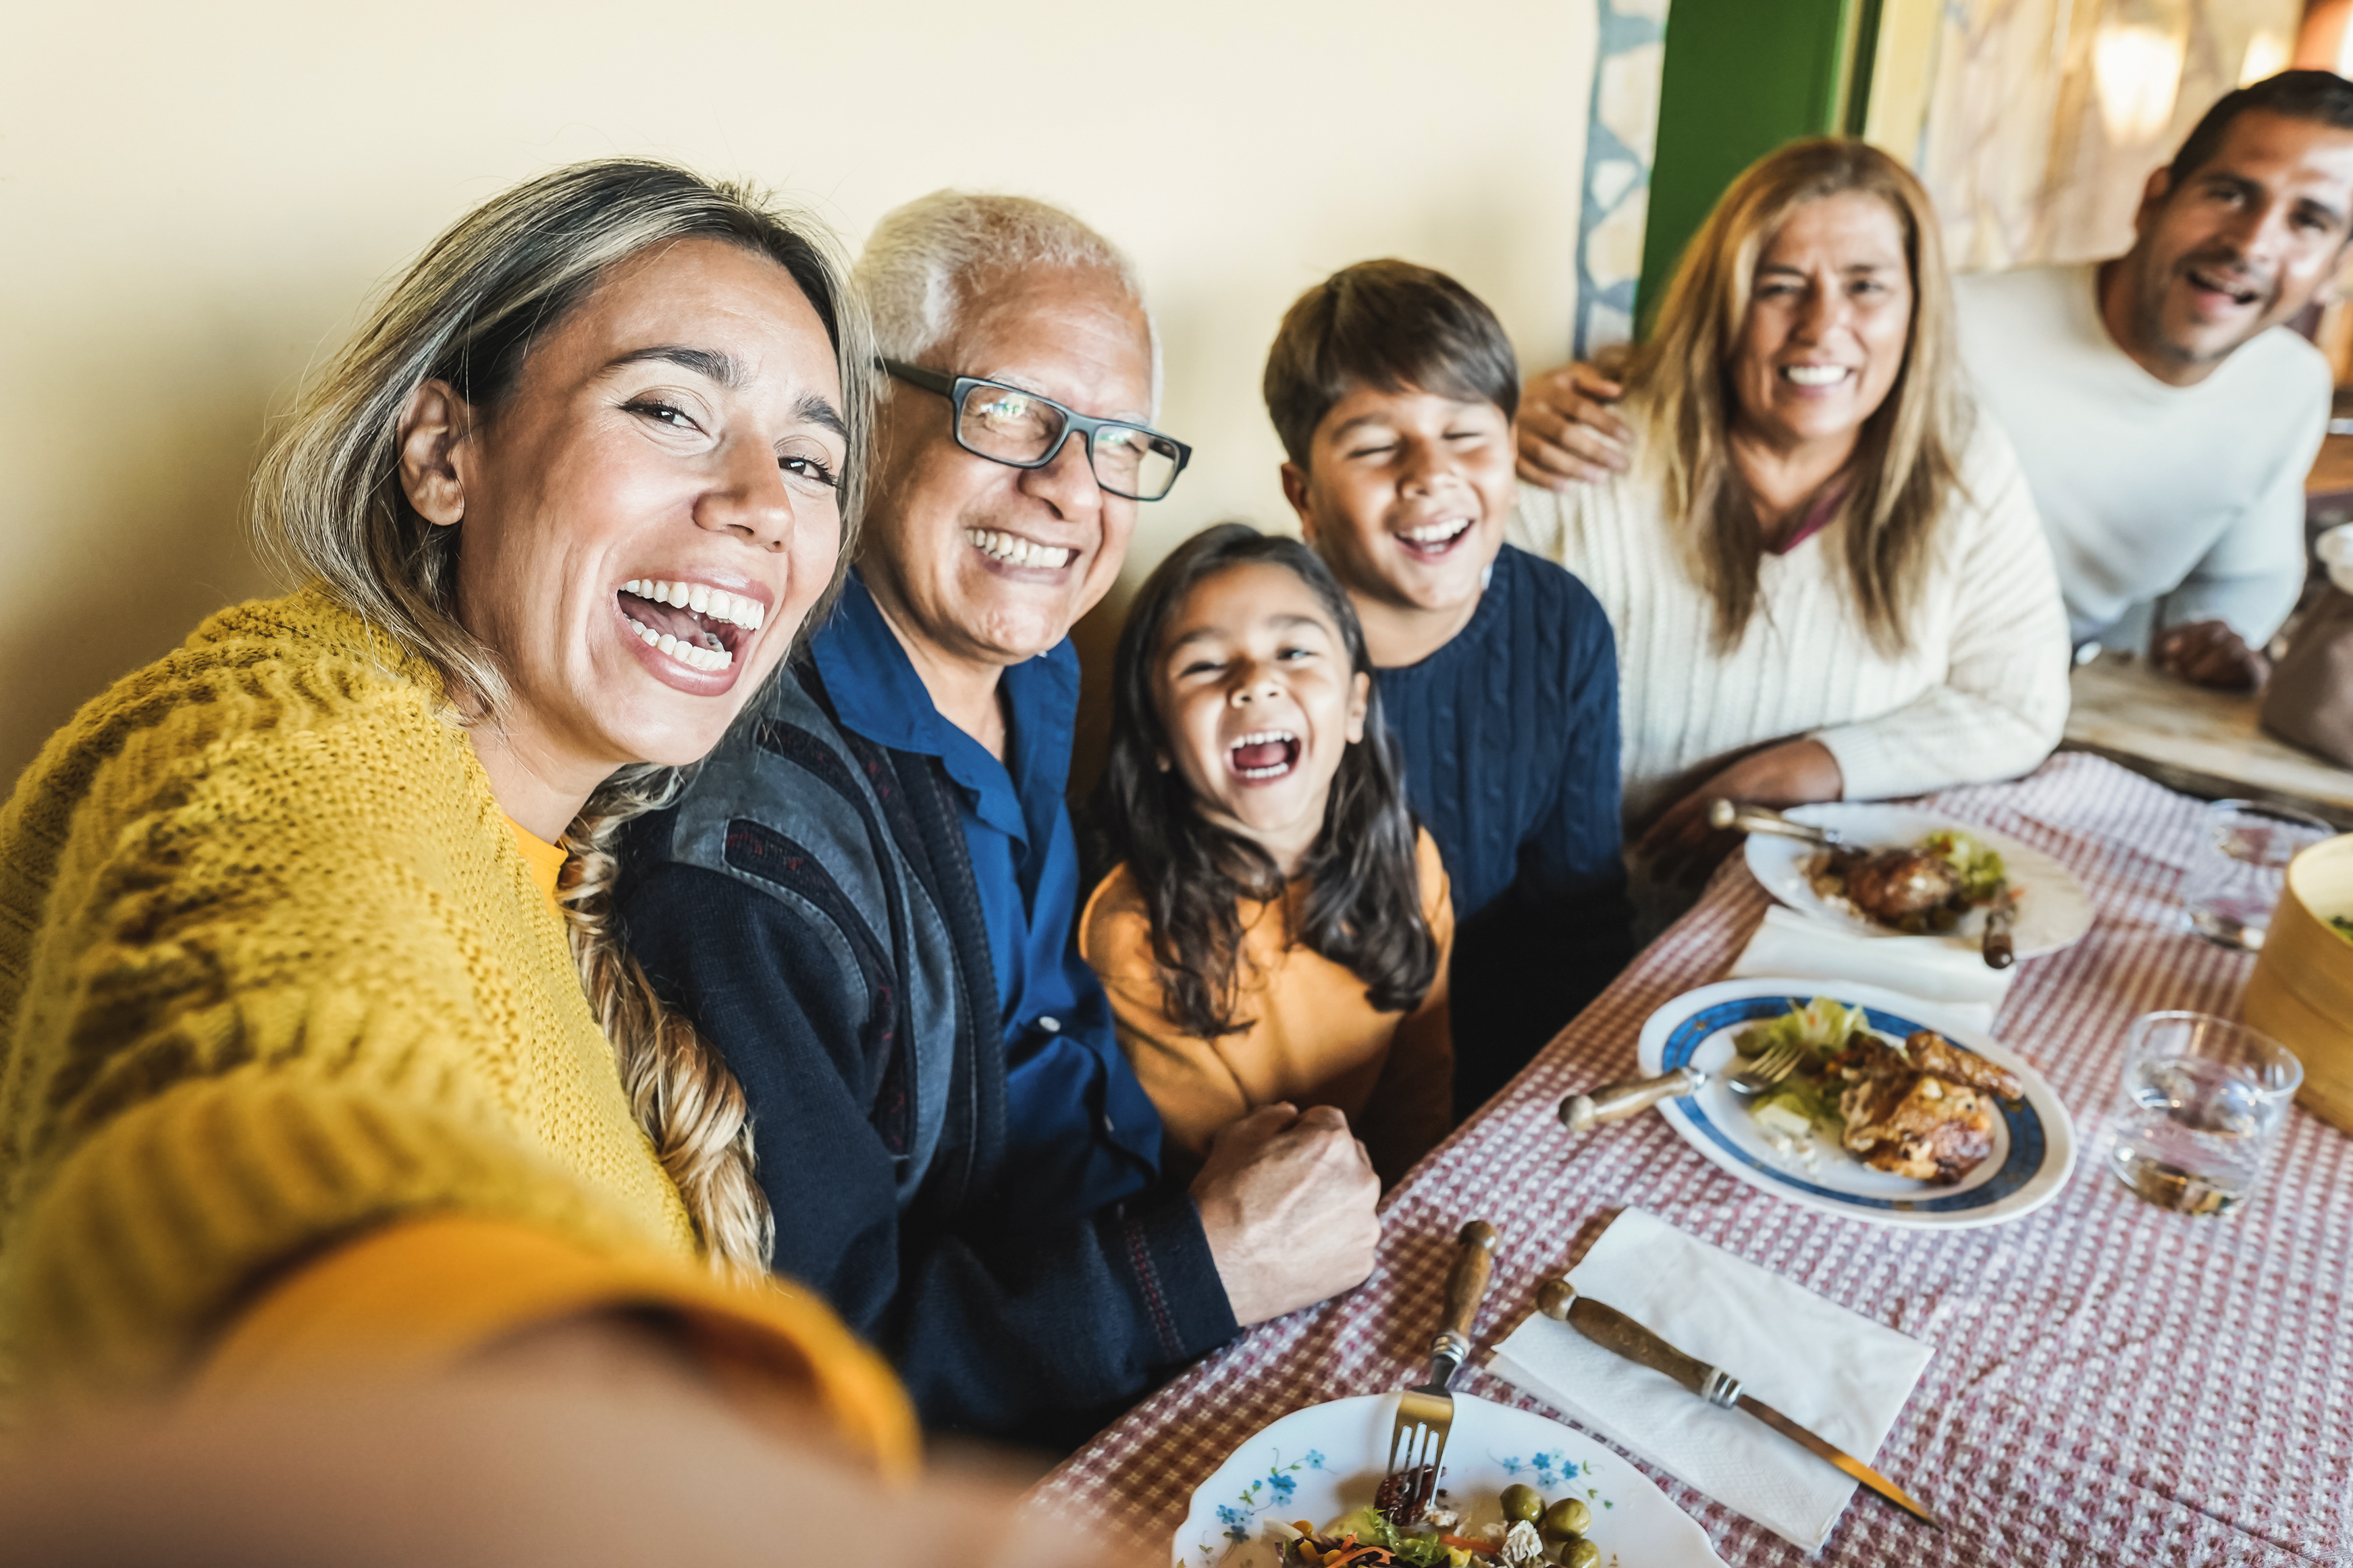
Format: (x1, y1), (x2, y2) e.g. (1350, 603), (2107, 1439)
(855, 190), (1163, 410)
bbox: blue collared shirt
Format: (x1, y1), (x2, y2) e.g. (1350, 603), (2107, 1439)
(812, 572), (1161, 1227)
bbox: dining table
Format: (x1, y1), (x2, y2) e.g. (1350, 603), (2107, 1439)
(1029, 753), (2353, 1566)
(2064, 651), (2353, 829)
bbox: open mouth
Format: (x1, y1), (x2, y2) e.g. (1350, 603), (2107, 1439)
(1780, 364), (1852, 387)
(2184, 265), (2261, 308)
(617, 578), (764, 674)
(1394, 516), (1473, 560)
(967, 528), (1076, 571)
(1227, 728), (1301, 782)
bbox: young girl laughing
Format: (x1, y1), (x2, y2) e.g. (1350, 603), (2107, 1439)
(1081, 524), (1453, 1187)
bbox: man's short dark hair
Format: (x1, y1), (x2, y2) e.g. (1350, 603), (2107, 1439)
(2169, 70), (2353, 188)
(1263, 259), (1520, 466)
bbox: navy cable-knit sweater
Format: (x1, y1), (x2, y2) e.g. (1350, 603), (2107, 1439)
(1373, 543), (1633, 1114)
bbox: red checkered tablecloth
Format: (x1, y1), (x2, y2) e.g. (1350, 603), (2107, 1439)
(1030, 755), (2353, 1565)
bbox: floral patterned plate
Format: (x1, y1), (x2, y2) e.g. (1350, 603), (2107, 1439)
(1172, 1393), (1723, 1568)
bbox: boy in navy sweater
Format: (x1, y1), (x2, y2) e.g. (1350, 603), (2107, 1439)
(1265, 260), (1633, 1116)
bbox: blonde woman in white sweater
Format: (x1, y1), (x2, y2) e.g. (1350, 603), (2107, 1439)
(1510, 139), (2070, 896)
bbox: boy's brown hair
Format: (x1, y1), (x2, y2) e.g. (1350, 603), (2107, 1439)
(1261, 259), (1520, 465)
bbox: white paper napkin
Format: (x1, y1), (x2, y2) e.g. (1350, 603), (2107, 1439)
(1726, 907), (2013, 1031)
(1485, 1209), (1934, 1552)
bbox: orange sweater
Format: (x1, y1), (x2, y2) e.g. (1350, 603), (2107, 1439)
(0, 591), (911, 1466)
(1080, 830), (1454, 1187)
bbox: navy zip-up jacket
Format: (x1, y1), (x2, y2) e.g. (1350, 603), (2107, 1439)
(618, 576), (1237, 1438)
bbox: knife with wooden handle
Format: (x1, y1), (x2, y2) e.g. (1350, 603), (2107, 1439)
(1981, 888), (2019, 970)
(1535, 1279), (1938, 1528)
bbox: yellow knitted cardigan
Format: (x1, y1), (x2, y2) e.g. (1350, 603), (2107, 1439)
(0, 591), (911, 1460)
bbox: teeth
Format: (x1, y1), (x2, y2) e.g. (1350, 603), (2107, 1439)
(964, 528), (1075, 570)
(1399, 518), (1472, 545)
(1782, 364), (1849, 386)
(625, 614), (735, 673)
(2189, 270), (2254, 303)
(1231, 730), (1299, 776)
(623, 580), (764, 630)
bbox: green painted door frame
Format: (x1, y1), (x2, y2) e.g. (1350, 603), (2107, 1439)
(1635, 0), (1884, 335)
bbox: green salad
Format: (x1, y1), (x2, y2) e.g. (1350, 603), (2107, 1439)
(2331, 914), (2353, 944)
(1741, 997), (1872, 1143)
(1922, 829), (2007, 903)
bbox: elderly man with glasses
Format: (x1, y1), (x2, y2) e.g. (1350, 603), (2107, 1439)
(617, 192), (1383, 1444)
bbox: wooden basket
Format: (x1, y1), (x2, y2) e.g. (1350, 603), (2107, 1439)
(2242, 834), (2353, 1135)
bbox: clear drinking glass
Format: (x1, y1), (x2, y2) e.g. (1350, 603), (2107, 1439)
(2108, 1011), (2301, 1214)
(2180, 800), (2334, 950)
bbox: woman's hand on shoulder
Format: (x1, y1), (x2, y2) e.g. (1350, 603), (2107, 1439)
(1637, 739), (1845, 886)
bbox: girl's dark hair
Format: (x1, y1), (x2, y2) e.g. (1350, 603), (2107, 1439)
(1101, 522), (1438, 1039)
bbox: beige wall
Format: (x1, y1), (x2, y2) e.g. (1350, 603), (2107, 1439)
(1, 0), (1595, 786)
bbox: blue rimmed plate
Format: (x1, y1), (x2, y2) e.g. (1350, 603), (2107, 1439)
(1635, 979), (2076, 1228)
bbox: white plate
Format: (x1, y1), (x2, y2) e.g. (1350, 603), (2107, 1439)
(1635, 979), (2076, 1229)
(1174, 1392), (1724, 1568)
(1743, 803), (2093, 959)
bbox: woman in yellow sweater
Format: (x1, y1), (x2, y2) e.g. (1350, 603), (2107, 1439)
(0, 158), (908, 1460)
(1082, 525), (1454, 1189)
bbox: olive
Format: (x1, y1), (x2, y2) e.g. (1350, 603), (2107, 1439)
(1500, 1484), (1544, 1523)
(1560, 1539), (1599, 1568)
(1541, 1498), (1591, 1539)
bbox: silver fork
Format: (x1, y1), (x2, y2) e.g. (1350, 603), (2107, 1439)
(1386, 1220), (1500, 1518)
(1726, 1038), (1806, 1100)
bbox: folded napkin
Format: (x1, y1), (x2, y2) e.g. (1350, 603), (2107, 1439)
(1727, 907), (2012, 1031)
(1486, 1209), (1934, 1552)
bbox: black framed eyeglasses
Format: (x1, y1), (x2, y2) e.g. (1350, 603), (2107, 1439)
(880, 358), (1192, 502)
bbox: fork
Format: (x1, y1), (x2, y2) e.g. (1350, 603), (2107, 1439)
(1725, 1038), (1805, 1099)
(1707, 799), (1852, 849)
(1386, 1220), (1500, 1517)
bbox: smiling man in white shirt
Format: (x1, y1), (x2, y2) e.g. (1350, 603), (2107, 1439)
(1518, 71), (2353, 689)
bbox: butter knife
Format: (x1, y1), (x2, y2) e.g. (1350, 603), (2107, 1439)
(1536, 1278), (1938, 1528)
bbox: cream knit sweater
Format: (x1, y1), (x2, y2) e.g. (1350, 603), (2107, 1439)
(1508, 421), (2072, 826)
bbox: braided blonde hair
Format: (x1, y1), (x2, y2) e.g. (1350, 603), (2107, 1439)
(248, 159), (874, 1276)
(558, 765), (774, 1275)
